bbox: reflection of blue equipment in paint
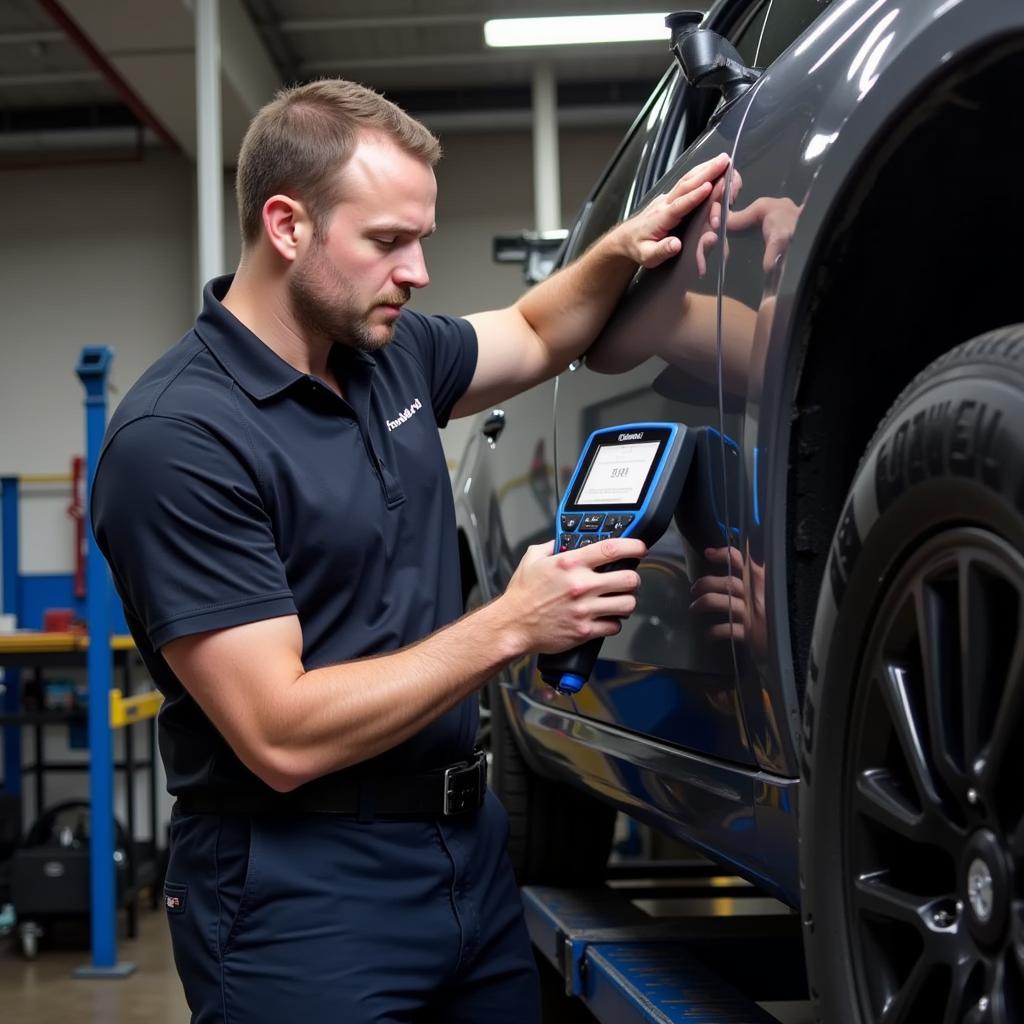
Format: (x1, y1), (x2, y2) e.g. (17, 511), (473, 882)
(673, 427), (740, 549)
(538, 423), (695, 694)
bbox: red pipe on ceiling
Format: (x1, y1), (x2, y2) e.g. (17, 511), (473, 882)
(37, 0), (180, 152)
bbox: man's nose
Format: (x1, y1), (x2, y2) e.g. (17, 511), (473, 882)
(395, 243), (429, 290)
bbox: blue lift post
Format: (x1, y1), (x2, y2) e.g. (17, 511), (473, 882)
(1, 476), (22, 796)
(522, 863), (807, 1024)
(73, 346), (136, 979)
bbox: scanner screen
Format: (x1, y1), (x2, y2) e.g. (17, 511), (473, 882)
(577, 441), (660, 506)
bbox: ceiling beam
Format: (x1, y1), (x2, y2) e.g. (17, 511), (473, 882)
(55, 0), (281, 162)
(0, 31), (66, 45)
(0, 70), (101, 86)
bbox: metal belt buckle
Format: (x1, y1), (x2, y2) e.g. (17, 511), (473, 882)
(443, 754), (484, 816)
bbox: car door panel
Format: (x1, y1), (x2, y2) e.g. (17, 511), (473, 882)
(547, 109), (759, 766)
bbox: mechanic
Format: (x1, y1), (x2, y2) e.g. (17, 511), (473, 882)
(91, 79), (728, 1023)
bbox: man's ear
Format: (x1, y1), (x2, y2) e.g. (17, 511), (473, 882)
(262, 194), (312, 263)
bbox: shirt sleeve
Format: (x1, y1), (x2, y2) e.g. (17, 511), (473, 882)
(394, 310), (478, 427)
(92, 415), (297, 651)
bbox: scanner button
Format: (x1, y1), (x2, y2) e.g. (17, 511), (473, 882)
(580, 514), (605, 532)
(558, 533), (579, 552)
(606, 514), (635, 534)
(577, 535), (598, 547)
(560, 514), (581, 532)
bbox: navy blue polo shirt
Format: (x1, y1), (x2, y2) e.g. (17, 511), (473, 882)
(92, 275), (478, 795)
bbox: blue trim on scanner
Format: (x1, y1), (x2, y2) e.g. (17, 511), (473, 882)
(558, 673), (587, 695)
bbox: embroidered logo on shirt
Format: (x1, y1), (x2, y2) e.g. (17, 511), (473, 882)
(386, 397), (423, 432)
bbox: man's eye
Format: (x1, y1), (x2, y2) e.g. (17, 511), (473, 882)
(373, 237), (398, 248)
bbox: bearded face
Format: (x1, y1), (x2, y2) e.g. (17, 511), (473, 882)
(288, 237), (410, 354)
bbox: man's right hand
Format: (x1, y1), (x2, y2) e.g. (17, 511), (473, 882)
(498, 538), (646, 655)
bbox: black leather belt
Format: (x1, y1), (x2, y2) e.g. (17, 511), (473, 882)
(175, 750), (487, 820)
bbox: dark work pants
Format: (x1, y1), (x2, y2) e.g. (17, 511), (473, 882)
(163, 790), (541, 1023)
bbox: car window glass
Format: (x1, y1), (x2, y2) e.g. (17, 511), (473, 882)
(754, 0), (833, 68)
(732, 0), (771, 67)
(652, 71), (691, 180)
(566, 85), (667, 259)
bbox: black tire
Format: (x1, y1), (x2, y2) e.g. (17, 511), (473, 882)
(801, 327), (1024, 1023)
(466, 585), (616, 885)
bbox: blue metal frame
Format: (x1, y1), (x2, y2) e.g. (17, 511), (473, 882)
(73, 346), (135, 978)
(522, 886), (782, 1023)
(1, 476), (21, 794)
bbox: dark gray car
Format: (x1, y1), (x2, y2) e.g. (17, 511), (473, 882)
(454, 1), (1024, 1019)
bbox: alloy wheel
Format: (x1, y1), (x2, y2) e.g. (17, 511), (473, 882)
(846, 528), (1024, 1023)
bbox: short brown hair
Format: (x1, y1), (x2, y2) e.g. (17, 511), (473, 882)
(235, 79), (441, 246)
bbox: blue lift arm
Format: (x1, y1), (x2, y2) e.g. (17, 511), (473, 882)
(522, 872), (805, 1023)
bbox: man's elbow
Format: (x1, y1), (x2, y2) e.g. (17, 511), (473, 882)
(246, 739), (362, 794)
(245, 743), (316, 794)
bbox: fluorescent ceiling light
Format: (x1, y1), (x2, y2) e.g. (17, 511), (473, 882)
(484, 13), (670, 48)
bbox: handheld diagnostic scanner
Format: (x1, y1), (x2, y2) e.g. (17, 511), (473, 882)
(538, 422), (695, 694)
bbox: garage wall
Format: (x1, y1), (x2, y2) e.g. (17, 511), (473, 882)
(0, 121), (628, 829)
(0, 123), (625, 576)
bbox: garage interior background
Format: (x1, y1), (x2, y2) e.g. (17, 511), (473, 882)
(0, 0), (705, 828)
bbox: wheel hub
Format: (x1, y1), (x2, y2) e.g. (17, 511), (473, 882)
(967, 858), (994, 923)
(962, 829), (1011, 948)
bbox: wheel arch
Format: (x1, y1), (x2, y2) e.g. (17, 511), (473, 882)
(760, 27), (1024, 721)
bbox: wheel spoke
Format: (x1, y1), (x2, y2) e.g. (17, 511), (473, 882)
(878, 660), (946, 817)
(854, 873), (949, 937)
(978, 617), (1024, 791)
(943, 954), (983, 1024)
(855, 768), (925, 841)
(879, 953), (934, 1024)
(913, 580), (966, 798)
(959, 558), (987, 773)
(988, 957), (1010, 1024)
(1012, 899), (1024, 976)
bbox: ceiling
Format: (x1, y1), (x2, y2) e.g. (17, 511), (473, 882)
(0, 0), (707, 161)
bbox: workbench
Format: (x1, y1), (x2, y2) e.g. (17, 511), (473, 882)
(0, 631), (164, 936)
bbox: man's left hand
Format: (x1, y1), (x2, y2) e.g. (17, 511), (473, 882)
(614, 153), (731, 269)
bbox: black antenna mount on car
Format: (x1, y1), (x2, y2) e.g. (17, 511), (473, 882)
(667, 11), (761, 107)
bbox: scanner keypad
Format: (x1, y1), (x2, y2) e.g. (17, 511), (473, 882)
(556, 513), (636, 553)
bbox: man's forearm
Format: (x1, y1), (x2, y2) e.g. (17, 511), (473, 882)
(249, 596), (527, 790)
(515, 227), (638, 370)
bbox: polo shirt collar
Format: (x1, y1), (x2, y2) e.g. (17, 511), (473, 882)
(197, 275), (378, 402)
(194, 275), (304, 400)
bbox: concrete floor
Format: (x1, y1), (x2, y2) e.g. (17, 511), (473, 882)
(0, 906), (813, 1023)
(0, 909), (188, 1024)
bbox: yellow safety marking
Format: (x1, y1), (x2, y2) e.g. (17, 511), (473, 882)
(0, 633), (135, 654)
(109, 688), (163, 728)
(18, 473), (73, 485)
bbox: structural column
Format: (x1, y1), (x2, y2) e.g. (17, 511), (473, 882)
(532, 62), (561, 233)
(74, 347), (135, 978)
(195, 0), (224, 297)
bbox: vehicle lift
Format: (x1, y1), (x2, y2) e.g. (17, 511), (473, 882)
(522, 858), (808, 1023)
